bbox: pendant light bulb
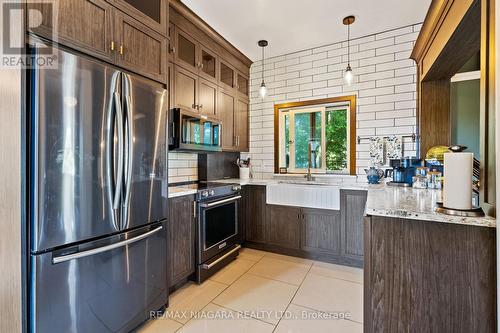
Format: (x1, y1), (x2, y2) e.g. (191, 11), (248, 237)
(344, 65), (353, 86)
(259, 81), (267, 98)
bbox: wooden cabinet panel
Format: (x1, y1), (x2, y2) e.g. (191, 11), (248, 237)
(111, 0), (168, 36)
(174, 65), (198, 112)
(220, 61), (235, 88)
(364, 215), (496, 333)
(235, 97), (249, 152)
(168, 62), (174, 110)
(167, 195), (196, 287)
(341, 190), (367, 261)
(219, 88), (235, 150)
(267, 205), (301, 249)
(245, 186), (267, 243)
(199, 47), (218, 83)
(28, 0), (114, 62)
(115, 11), (167, 82)
(198, 78), (217, 118)
(237, 73), (249, 96)
(174, 29), (198, 73)
(301, 208), (341, 255)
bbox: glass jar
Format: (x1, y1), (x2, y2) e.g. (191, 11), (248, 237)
(412, 175), (427, 189)
(427, 169), (442, 189)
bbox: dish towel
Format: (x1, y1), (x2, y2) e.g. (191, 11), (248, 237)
(385, 136), (403, 161)
(369, 137), (384, 166)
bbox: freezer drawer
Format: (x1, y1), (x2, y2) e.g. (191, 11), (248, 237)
(30, 223), (167, 333)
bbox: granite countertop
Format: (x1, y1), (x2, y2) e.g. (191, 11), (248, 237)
(168, 186), (197, 198)
(215, 177), (496, 228)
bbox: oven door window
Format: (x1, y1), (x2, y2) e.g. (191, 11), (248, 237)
(203, 201), (237, 250)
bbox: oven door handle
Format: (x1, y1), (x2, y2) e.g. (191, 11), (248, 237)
(200, 195), (241, 208)
(202, 245), (241, 270)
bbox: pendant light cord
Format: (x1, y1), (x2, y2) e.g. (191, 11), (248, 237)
(347, 23), (350, 66)
(261, 46), (264, 82)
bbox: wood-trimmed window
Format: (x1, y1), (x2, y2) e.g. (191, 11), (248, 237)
(274, 96), (357, 175)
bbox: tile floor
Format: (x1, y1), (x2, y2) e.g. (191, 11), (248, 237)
(137, 248), (363, 333)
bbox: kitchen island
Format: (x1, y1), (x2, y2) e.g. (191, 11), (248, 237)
(219, 177), (497, 332)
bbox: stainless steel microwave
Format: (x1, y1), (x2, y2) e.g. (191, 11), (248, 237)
(168, 108), (222, 152)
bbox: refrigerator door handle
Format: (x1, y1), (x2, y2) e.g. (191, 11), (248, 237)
(122, 75), (134, 229)
(113, 91), (125, 211)
(52, 225), (163, 264)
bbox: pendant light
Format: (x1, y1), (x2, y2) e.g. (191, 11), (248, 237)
(258, 40), (268, 98)
(343, 15), (355, 86)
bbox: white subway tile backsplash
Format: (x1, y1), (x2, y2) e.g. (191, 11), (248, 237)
(243, 23), (420, 179)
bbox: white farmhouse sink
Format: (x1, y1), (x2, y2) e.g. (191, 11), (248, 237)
(266, 183), (341, 210)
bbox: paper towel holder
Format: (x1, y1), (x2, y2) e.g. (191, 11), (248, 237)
(435, 202), (484, 217)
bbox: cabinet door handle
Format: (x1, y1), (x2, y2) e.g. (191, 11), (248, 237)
(119, 45), (124, 55)
(200, 63), (204, 69)
(192, 103), (197, 109)
(198, 104), (203, 109)
(110, 41), (115, 51)
(170, 46), (176, 54)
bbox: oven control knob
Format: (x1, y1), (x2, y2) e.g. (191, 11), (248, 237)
(232, 185), (241, 192)
(209, 190), (215, 196)
(201, 190), (209, 198)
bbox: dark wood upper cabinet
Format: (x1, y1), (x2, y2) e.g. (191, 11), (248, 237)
(237, 73), (249, 96)
(198, 78), (218, 117)
(27, 0), (115, 62)
(199, 47), (218, 83)
(174, 29), (199, 73)
(219, 88), (236, 150)
(110, 0), (168, 36)
(220, 62), (235, 88)
(114, 11), (167, 83)
(234, 97), (249, 152)
(173, 65), (198, 112)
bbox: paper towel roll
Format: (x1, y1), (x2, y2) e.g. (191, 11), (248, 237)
(443, 152), (473, 210)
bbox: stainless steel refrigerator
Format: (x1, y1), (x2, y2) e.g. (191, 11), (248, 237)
(28, 43), (168, 333)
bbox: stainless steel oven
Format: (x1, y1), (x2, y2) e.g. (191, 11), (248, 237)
(195, 183), (241, 283)
(168, 108), (222, 152)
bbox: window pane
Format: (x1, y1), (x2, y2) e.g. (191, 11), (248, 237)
(294, 112), (322, 169)
(325, 108), (348, 172)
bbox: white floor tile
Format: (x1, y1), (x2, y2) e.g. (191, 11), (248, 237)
(310, 261), (363, 284)
(178, 303), (274, 333)
(275, 304), (362, 333)
(292, 273), (363, 323)
(212, 273), (298, 324)
(210, 258), (257, 285)
(166, 281), (228, 324)
(264, 252), (313, 265)
(238, 248), (267, 262)
(137, 317), (183, 333)
(247, 256), (311, 285)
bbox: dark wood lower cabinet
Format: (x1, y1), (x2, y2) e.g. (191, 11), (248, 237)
(167, 195), (196, 288)
(364, 215), (496, 333)
(242, 185), (365, 267)
(245, 185), (267, 244)
(341, 190), (367, 261)
(267, 205), (301, 249)
(301, 208), (341, 255)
